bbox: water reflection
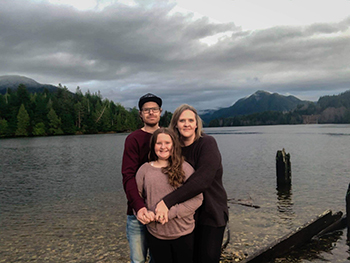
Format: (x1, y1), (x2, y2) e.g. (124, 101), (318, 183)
(276, 186), (295, 228)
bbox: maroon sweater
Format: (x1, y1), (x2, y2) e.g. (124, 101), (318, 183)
(122, 129), (152, 215)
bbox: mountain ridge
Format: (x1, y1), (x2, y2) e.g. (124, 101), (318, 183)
(200, 90), (310, 125)
(0, 75), (58, 94)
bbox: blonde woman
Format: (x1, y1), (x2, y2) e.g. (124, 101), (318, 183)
(156, 104), (228, 263)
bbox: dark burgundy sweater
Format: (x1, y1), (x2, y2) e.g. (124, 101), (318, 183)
(122, 129), (152, 215)
(163, 134), (228, 227)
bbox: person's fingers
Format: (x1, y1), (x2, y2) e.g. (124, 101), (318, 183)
(148, 211), (155, 221)
(145, 211), (153, 220)
(156, 214), (168, 225)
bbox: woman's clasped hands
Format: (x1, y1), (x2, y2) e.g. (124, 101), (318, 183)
(136, 200), (169, 225)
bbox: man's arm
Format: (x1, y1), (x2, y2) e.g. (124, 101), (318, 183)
(122, 135), (146, 214)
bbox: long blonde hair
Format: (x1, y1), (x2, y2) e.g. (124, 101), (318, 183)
(148, 128), (185, 188)
(169, 104), (203, 144)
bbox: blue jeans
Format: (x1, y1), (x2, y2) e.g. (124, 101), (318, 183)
(126, 215), (154, 263)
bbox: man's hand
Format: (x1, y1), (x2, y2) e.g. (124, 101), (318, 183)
(155, 200), (169, 225)
(136, 207), (155, 224)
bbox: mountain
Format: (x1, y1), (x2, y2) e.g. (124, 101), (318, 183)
(0, 75), (59, 94)
(200, 90), (309, 125)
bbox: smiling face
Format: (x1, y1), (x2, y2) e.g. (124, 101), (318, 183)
(140, 101), (161, 127)
(177, 109), (197, 145)
(154, 133), (173, 161)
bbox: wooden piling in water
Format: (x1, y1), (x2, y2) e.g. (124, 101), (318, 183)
(276, 148), (291, 189)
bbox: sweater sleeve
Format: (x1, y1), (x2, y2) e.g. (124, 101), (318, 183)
(122, 135), (146, 213)
(135, 164), (146, 199)
(168, 193), (203, 220)
(168, 162), (203, 219)
(163, 136), (221, 208)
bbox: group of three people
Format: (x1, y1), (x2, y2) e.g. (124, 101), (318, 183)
(122, 93), (228, 263)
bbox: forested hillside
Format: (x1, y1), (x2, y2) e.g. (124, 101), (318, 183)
(1, 82), (349, 137)
(208, 90), (350, 127)
(0, 84), (172, 138)
(200, 90), (308, 124)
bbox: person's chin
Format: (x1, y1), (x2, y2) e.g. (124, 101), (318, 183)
(181, 132), (193, 138)
(146, 121), (158, 127)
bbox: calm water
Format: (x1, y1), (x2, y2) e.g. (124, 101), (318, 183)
(1, 125), (350, 262)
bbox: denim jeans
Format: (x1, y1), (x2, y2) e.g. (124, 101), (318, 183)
(126, 215), (152, 263)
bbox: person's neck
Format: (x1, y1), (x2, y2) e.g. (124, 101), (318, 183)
(153, 159), (168, 168)
(142, 124), (159, 134)
(182, 136), (195, 146)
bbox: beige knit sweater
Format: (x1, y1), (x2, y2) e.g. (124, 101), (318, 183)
(135, 161), (203, 240)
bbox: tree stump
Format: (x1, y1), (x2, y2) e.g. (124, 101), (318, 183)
(276, 148), (291, 189)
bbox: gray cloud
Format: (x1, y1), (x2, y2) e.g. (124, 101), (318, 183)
(0, 0), (349, 112)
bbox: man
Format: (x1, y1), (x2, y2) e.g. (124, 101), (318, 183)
(122, 93), (162, 263)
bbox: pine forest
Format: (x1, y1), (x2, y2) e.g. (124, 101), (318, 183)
(0, 85), (172, 138)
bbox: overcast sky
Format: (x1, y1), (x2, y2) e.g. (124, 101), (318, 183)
(1, 0), (349, 112)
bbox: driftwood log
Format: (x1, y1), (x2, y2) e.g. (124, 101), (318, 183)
(346, 183), (350, 239)
(315, 214), (347, 238)
(227, 198), (260, 209)
(240, 210), (343, 263)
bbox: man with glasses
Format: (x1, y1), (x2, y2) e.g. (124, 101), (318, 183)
(122, 93), (162, 263)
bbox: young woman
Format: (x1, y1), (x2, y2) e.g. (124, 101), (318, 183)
(135, 128), (203, 263)
(155, 104), (229, 263)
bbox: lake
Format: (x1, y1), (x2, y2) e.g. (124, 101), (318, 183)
(1, 124), (350, 262)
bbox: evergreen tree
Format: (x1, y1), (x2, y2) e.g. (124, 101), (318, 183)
(74, 101), (83, 130)
(112, 104), (127, 132)
(15, 104), (30, 136)
(160, 111), (173, 127)
(0, 118), (8, 137)
(114, 112), (124, 132)
(33, 122), (46, 136)
(3, 88), (19, 135)
(0, 94), (7, 119)
(32, 92), (49, 125)
(128, 107), (141, 130)
(99, 101), (113, 132)
(79, 96), (90, 132)
(16, 84), (30, 109)
(54, 85), (75, 134)
(47, 108), (63, 135)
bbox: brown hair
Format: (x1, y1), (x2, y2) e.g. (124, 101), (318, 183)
(169, 104), (203, 144)
(149, 128), (185, 188)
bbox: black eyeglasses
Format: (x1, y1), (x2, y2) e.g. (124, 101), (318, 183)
(142, 107), (160, 113)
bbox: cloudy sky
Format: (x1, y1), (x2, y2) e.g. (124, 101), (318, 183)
(1, 0), (349, 112)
